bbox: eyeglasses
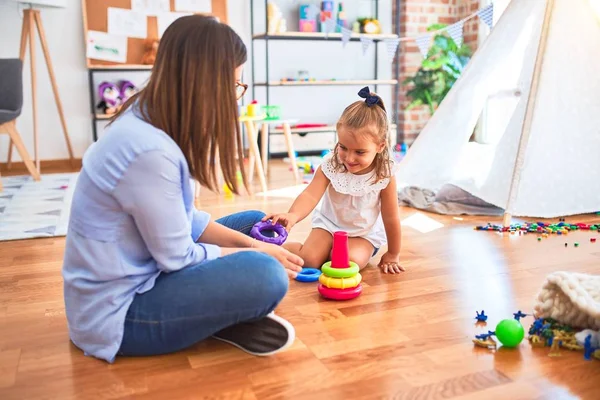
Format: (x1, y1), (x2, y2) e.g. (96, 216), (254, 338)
(236, 81), (248, 100)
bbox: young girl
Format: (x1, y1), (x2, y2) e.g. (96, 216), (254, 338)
(264, 87), (404, 274)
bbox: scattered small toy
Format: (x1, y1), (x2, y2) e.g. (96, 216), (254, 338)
(475, 310), (488, 322)
(513, 310), (529, 322)
(473, 331), (497, 349)
(475, 221), (598, 234)
(473, 312), (528, 350)
(527, 317), (599, 360)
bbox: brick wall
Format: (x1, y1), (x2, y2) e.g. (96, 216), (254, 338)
(393, 0), (480, 145)
(458, 0), (481, 49)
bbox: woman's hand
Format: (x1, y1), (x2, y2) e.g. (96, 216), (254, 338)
(254, 241), (304, 278)
(377, 252), (405, 274)
(261, 213), (299, 231)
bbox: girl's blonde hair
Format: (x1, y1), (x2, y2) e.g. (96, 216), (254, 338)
(332, 87), (392, 183)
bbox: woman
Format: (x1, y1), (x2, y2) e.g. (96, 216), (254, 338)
(62, 15), (303, 364)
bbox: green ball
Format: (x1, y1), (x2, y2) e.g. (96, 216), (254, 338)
(495, 319), (525, 347)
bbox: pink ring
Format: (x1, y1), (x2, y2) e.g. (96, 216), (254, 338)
(318, 284), (362, 300)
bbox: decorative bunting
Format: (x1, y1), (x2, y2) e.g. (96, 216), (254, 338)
(415, 34), (431, 58)
(324, 17), (337, 37)
(341, 27), (352, 47)
(360, 35), (373, 55)
(477, 4), (494, 29)
(383, 38), (400, 61)
(447, 20), (464, 47)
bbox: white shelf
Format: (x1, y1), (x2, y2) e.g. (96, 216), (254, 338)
(252, 32), (398, 42)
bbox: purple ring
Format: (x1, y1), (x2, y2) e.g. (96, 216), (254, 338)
(250, 220), (288, 246)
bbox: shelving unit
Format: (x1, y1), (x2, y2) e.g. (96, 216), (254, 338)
(254, 79), (398, 86)
(249, 0), (401, 158)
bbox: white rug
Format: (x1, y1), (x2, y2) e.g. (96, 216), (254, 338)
(0, 172), (78, 241)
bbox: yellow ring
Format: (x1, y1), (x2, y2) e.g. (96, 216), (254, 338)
(319, 272), (362, 289)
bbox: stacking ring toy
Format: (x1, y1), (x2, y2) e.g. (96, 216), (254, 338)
(295, 268), (321, 282)
(319, 272), (362, 289)
(321, 261), (360, 278)
(250, 220), (288, 245)
(318, 284), (362, 300)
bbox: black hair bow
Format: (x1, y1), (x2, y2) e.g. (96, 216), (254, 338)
(358, 86), (379, 107)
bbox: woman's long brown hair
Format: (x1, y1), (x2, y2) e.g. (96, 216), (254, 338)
(109, 15), (248, 195)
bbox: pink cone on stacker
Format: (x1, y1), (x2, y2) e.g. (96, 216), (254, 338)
(331, 231), (349, 268)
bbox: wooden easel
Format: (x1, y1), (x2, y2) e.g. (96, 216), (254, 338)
(0, 120), (40, 191)
(7, 7), (75, 172)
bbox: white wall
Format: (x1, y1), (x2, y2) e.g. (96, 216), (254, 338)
(0, 0), (394, 162)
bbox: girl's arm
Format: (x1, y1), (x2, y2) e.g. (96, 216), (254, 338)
(263, 167), (330, 228)
(380, 177), (402, 255)
(288, 167), (330, 222)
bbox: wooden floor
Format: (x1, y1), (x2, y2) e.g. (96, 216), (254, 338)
(1, 161), (599, 400)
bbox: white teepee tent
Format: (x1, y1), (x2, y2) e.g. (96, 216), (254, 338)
(395, 0), (600, 224)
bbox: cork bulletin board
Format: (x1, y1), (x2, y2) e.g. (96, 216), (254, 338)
(82, 0), (228, 67)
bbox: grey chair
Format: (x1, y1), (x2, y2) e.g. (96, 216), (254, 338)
(0, 58), (40, 191)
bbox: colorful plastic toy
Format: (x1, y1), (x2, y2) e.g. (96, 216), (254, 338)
(513, 310), (529, 322)
(318, 284), (362, 300)
(296, 267), (321, 282)
(472, 330), (497, 349)
(319, 272), (362, 289)
(475, 220), (600, 237)
(475, 310), (488, 322)
(250, 220), (288, 245)
(495, 319), (525, 347)
(318, 231), (362, 300)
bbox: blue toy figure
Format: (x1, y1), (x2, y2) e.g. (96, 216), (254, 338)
(584, 334), (594, 360)
(513, 310), (529, 322)
(475, 310), (488, 322)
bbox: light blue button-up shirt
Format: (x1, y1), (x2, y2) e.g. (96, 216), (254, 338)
(62, 107), (221, 363)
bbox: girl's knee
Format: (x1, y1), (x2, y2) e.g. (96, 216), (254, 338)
(348, 251), (372, 270)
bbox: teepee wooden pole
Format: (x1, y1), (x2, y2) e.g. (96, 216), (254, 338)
(502, 0), (555, 227)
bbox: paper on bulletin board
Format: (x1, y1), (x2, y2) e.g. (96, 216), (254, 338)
(107, 7), (148, 39)
(174, 0), (211, 13)
(157, 12), (192, 37)
(86, 30), (128, 63)
(131, 0), (170, 16)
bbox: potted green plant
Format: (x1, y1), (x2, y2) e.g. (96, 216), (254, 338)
(403, 23), (472, 115)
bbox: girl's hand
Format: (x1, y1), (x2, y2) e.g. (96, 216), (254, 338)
(377, 252), (405, 274)
(253, 241), (304, 278)
(261, 213), (299, 231)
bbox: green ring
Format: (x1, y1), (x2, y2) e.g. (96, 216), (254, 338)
(321, 261), (360, 278)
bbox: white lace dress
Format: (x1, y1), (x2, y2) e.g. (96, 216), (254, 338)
(311, 153), (399, 249)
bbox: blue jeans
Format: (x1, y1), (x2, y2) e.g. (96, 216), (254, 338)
(118, 210), (289, 357)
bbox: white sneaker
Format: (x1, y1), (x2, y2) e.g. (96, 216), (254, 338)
(212, 312), (295, 356)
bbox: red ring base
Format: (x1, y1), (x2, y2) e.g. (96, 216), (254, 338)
(318, 284), (362, 300)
